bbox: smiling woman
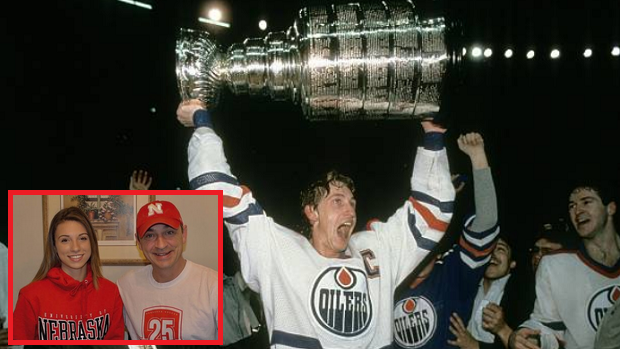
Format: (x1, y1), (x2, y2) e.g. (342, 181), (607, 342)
(12, 207), (125, 340)
(53, 220), (93, 282)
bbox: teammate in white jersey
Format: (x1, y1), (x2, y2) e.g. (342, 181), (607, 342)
(177, 99), (456, 349)
(509, 182), (620, 349)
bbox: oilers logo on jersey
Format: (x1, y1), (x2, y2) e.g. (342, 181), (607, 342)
(587, 284), (620, 332)
(393, 296), (436, 348)
(310, 266), (372, 337)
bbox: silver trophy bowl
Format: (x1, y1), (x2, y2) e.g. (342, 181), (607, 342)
(176, 0), (461, 121)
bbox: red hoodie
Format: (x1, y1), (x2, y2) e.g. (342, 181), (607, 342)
(13, 265), (124, 340)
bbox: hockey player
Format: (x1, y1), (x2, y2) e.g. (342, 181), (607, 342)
(176, 99), (456, 348)
(393, 132), (500, 349)
(509, 182), (620, 349)
(13, 207), (124, 340)
(117, 200), (219, 340)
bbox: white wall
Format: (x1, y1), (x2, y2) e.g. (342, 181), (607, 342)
(11, 194), (219, 310)
(12, 196), (44, 311)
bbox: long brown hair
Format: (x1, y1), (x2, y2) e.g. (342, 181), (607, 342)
(32, 207), (103, 289)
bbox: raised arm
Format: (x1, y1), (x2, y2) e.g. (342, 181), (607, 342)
(177, 100), (268, 291)
(432, 133), (497, 266)
(457, 132), (496, 232)
(177, 100), (235, 189)
(369, 120), (455, 284)
(454, 132), (500, 273)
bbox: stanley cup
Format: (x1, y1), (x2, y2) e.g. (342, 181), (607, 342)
(176, 0), (461, 121)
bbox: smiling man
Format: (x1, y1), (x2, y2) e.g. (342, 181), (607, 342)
(117, 200), (219, 340)
(509, 182), (620, 349)
(459, 236), (518, 347)
(176, 99), (455, 348)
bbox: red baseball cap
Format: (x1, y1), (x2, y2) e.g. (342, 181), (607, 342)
(136, 200), (183, 238)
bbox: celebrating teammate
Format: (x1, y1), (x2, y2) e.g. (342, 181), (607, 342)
(509, 182), (620, 349)
(177, 99), (455, 348)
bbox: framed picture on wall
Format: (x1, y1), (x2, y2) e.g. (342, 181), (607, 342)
(42, 194), (155, 265)
(61, 195), (139, 246)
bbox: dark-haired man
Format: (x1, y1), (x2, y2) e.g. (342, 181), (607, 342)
(510, 183), (620, 349)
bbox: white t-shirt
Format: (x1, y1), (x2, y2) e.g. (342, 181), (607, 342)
(117, 260), (218, 340)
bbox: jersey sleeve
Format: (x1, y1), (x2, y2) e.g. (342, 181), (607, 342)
(431, 216), (499, 314)
(458, 165), (499, 267)
(367, 147), (455, 285)
(439, 216), (499, 301)
(520, 259), (564, 349)
(187, 126), (276, 292)
(458, 216), (499, 269)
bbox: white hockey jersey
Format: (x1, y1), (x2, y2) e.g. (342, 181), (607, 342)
(521, 246), (620, 349)
(188, 127), (455, 349)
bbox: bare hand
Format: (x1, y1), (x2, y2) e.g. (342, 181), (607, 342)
(508, 328), (541, 349)
(176, 99), (207, 127)
(448, 313), (480, 349)
(482, 302), (507, 334)
(457, 133), (485, 156)
(129, 170), (153, 190)
(421, 119), (447, 134)
(457, 132), (488, 169)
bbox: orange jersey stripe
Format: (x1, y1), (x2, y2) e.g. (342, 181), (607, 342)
(223, 185), (251, 208)
(409, 197), (449, 232)
(459, 236), (496, 258)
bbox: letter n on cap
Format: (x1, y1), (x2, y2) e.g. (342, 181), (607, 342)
(148, 203), (163, 216)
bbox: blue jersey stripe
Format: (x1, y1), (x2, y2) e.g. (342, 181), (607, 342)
(225, 202), (264, 225)
(542, 321), (567, 331)
(411, 190), (454, 213)
(462, 223), (500, 250)
(408, 211), (438, 251)
(190, 171), (238, 190)
(272, 330), (323, 349)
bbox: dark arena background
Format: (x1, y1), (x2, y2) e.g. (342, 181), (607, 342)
(6, 0), (620, 346)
